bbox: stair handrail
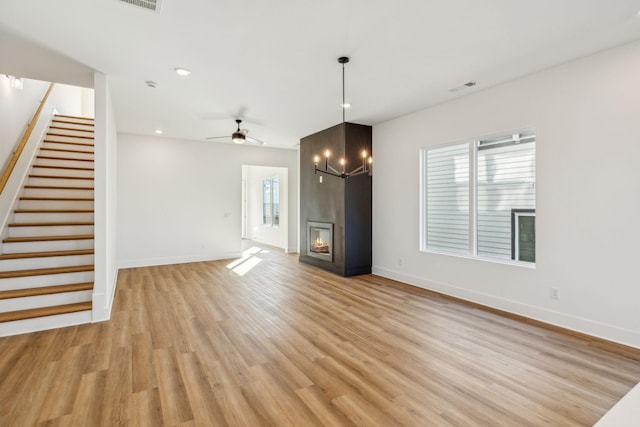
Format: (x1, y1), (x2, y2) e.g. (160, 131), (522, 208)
(0, 82), (55, 195)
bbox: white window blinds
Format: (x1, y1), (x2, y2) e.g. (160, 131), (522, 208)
(425, 143), (469, 253)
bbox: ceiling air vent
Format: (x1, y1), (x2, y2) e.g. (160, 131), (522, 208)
(119, 0), (161, 13)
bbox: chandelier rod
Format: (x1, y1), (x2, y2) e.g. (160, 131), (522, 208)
(338, 56), (349, 123)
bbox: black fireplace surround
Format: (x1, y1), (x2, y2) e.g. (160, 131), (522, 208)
(299, 122), (372, 277)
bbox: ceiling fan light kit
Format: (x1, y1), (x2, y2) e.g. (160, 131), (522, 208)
(232, 119), (247, 144)
(232, 132), (246, 144)
(206, 118), (265, 145)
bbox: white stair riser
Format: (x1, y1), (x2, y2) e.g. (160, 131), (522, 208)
(13, 212), (94, 223)
(8, 225), (94, 238)
(0, 254), (94, 272)
(51, 121), (94, 131)
(31, 166), (93, 179)
(48, 129), (94, 138)
(35, 158), (94, 169)
(26, 177), (94, 188)
(0, 271), (94, 291)
(45, 134), (94, 144)
(38, 149), (94, 161)
(2, 239), (94, 254)
(22, 188), (94, 198)
(41, 142), (94, 153)
(18, 200), (94, 210)
(0, 290), (92, 313)
(0, 310), (92, 337)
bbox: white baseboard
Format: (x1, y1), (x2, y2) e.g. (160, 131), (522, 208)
(92, 268), (119, 322)
(372, 266), (640, 349)
(117, 252), (242, 269)
(0, 310), (92, 337)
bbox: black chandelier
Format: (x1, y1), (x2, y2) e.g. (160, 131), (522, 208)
(313, 57), (372, 179)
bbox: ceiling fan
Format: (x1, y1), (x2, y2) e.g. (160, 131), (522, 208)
(206, 119), (265, 145)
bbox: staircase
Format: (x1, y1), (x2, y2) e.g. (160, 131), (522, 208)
(0, 115), (95, 335)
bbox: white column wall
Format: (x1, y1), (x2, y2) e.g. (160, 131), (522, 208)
(93, 72), (118, 322)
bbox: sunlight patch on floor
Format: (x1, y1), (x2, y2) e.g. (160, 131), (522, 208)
(226, 246), (268, 276)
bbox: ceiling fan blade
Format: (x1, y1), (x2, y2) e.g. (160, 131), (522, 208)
(205, 135), (231, 140)
(246, 136), (266, 145)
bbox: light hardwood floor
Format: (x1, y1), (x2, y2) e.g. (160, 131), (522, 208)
(1, 242), (639, 426)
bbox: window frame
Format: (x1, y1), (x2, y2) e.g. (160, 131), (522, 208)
(420, 130), (536, 268)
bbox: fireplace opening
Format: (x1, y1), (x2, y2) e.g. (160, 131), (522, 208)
(307, 222), (333, 261)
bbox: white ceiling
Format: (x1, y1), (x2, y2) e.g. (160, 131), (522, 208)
(2, 0), (640, 149)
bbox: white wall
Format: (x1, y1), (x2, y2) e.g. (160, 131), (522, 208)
(93, 72), (118, 322)
(117, 135), (299, 267)
(0, 78), (92, 173)
(81, 87), (95, 118)
(0, 77), (49, 172)
(47, 83), (88, 118)
(373, 40), (640, 348)
(243, 165), (289, 249)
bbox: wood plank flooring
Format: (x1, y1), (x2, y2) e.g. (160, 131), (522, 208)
(1, 242), (639, 426)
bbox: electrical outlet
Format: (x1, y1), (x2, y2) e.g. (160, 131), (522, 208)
(550, 287), (560, 300)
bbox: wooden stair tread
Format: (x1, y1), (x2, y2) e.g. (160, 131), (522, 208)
(43, 140), (94, 147)
(20, 197), (94, 201)
(3, 234), (94, 243)
(33, 165), (94, 171)
(0, 301), (92, 323)
(36, 155), (94, 162)
(55, 115), (94, 121)
(0, 282), (93, 300)
(0, 249), (94, 260)
(8, 222), (94, 227)
(52, 119), (94, 127)
(14, 209), (94, 213)
(24, 185), (94, 190)
(46, 133), (94, 140)
(29, 174), (93, 181)
(49, 126), (94, 133)
(39, 147), (94, 155)
(0, 264), (94, 279)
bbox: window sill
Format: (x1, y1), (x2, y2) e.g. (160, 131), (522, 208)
(420, 248), (536, 269)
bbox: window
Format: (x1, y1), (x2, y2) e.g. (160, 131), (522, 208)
(262, 176), (280, 227)
(421, 131), (536, 264)
(272, 177), (280, 226)
(262, 179), (271, 225)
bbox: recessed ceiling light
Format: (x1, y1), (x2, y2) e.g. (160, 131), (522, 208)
(155, 129), (163, 134)
(341, 103), (351, 108)
(174, 67), (191, 76)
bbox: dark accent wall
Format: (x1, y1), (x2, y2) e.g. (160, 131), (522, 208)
(299, 122), (372, 276)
